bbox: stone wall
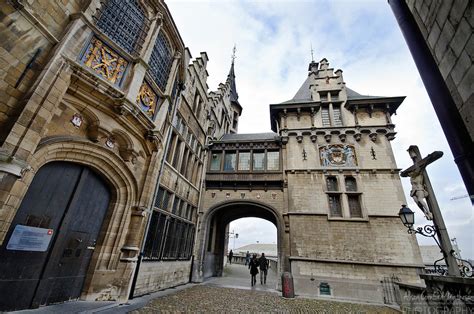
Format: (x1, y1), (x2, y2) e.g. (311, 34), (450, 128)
(405, 0), (473, 140)
(134, 260), (192, 296)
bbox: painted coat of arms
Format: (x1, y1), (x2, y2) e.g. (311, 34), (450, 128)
(136, 81), (158, 119)
(320, 144), (357, 167)
(81, 37), (128, 85)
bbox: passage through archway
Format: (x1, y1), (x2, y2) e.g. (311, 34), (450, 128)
(196, 200), (286, 290)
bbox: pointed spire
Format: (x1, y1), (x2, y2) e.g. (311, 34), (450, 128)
(228, 45), (239, 104)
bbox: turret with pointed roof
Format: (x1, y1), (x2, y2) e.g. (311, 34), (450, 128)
(207, 48), (243, 137)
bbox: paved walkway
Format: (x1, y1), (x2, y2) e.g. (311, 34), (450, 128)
(10, 264), (400, 313)
(206, 263), (278, 292)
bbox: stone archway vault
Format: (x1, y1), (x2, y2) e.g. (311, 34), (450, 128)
(193, 200), (287, 283)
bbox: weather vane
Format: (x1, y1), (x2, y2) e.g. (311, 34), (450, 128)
(310, 43), (314, 62)
(231, 45), (237, 64)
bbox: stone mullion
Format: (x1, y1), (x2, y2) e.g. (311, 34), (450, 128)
(125, 15), (162, 104)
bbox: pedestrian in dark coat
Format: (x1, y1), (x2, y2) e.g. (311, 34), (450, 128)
(248, 254), (259, 286)
(245, 251), (250, 265)
(259, 253), (270, 284)
(228, 250), (233, 264)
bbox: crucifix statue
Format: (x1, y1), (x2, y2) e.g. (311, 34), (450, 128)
(400, 149), (442, 220)
(401, 145), (461, 276)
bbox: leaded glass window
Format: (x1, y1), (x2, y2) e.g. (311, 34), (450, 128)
(345, 177), (357, 191)
(96, 0), (148, 56)
(348, 195), (362, 217)
(210, 152), (222, 171)
(326, 176), (338, 191)
(238, 152), (251, 171)
(223, 152), (236, 171)
(328, 194), (342, 217)
(149, 32), (173, 91)
(253, 151), (265, 171)
(267, 151), (280, 171)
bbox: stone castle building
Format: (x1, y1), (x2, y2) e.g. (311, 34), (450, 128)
(0, 0), (422, 310)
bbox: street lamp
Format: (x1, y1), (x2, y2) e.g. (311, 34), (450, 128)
(398, 205), (415, 228)
(398, 204), (473, 277)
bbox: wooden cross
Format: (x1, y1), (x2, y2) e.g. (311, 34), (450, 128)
(400, 145), (460, 276)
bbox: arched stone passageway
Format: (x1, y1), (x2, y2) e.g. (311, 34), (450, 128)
(194, 200), (287, 286)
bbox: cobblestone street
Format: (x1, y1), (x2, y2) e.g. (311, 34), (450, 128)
(133, 264), (399, 313)
(133, 285), (399, 313)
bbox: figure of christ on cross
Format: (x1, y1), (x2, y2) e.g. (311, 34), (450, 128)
(401, 149), (443, 220)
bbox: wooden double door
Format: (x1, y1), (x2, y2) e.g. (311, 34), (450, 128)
(0, 162), (111, 311)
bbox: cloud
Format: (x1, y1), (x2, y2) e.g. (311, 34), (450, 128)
(168, 0), (473, 259)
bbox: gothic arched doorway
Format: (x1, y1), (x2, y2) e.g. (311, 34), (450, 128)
(199, 201), (285, 283)
(0, 161), (111, 311)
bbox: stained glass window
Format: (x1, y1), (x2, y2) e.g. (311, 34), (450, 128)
(149, 32), (174, 91)
(96, 0), (148, 56)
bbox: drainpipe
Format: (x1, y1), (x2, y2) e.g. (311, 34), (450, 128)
(388, 0), (474, 201)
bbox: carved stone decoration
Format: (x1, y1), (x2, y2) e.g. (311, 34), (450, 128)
(319, 144), (357, 167)
(324, 134), (332, 143)
(354, 133), (361, 141)
(369, 132), (378, 142)
(338, 134), (346, 142)
(310, 134), (317, 142)
(105, 137), (115, 148)
(81, 37), (128, 85)
(136, 81), (158, 119)
(70, 113), (83, 128)
(296, 135), (303, 143)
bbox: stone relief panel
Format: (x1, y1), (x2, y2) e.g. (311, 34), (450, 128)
(136, 81), (158, 119)
(80, 37), (128, 85)
(319, 144), (357, 167)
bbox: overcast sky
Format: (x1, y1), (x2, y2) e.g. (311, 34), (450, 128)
(167, 0), (473, 259)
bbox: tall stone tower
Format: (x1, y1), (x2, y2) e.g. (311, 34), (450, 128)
(267, 58), (424, 301)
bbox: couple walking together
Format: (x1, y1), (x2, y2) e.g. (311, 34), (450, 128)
(248, 253), (269, 286)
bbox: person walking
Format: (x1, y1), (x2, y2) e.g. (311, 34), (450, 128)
(228, 249), (233, 264)
(245, 251), (250, 266)
(259, 252), (270, 284)
(248, 254), (259, 286)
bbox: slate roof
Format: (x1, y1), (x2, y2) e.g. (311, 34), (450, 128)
(278, 76), (385, 105)
(219, 132), (279, 142)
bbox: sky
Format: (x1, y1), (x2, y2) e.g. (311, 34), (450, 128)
(167, 0), (473, 259)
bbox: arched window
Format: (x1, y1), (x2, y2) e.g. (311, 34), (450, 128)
(96, 0), (148, 55)
(149, 32), (174, 91)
